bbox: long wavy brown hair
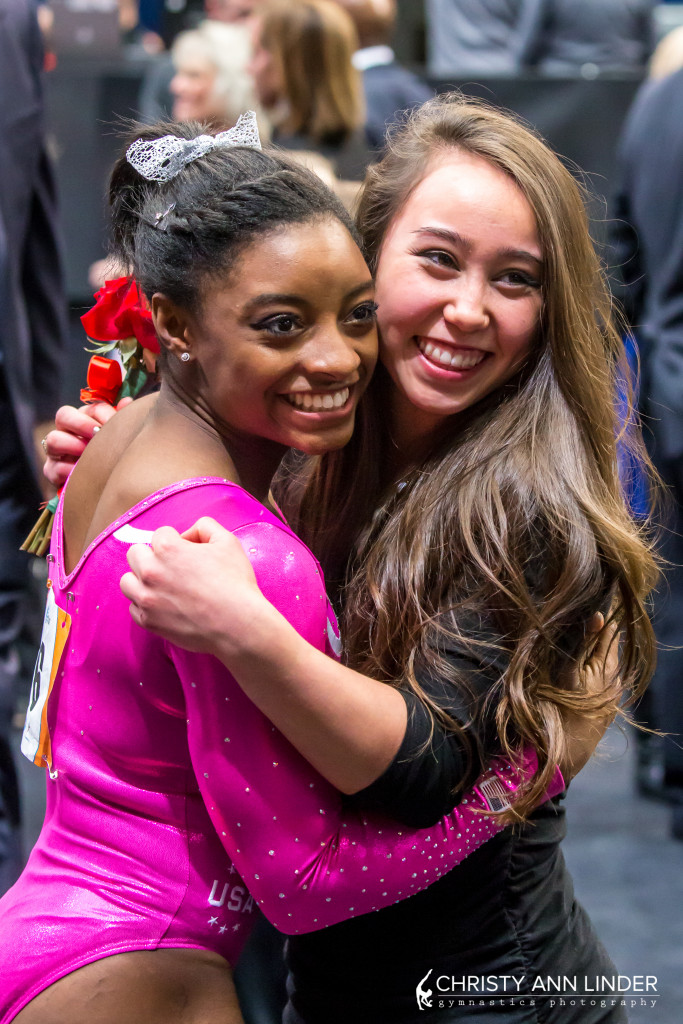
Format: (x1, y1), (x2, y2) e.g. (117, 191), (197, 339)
(279, 95), (659, 819)
(259, 0), (364, 144)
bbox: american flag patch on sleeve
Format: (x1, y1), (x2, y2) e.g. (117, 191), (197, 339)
(478, 773), (513, 813)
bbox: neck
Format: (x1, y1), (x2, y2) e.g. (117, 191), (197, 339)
(386, 382), (448, 481)
(153, 383), (288, 506)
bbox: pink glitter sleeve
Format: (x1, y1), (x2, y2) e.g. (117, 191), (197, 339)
(168, 519), (563, 934)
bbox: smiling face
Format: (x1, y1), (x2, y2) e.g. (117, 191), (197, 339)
(170, 58), (219, 123)
(374, 149), (543, 448)
(175, 217), (377, 457)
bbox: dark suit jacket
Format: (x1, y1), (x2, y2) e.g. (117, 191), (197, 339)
(609, 67), (683, 460)
(361, 62), (433, 150)
(519, 0), (656, 73)
(0, 0), (67, 490)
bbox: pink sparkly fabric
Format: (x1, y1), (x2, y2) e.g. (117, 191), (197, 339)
(0, 479), (562, 1022)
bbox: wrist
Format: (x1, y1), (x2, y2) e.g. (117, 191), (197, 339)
(210, 587), (291, 666)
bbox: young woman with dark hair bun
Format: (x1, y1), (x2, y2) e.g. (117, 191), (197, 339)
(0, 114), (571, 1024)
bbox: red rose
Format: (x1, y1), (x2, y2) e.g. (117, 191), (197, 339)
(81, 277), (159, 354)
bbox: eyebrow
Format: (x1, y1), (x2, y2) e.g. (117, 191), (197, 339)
(412, 226), (543, 266)
(242, 280), (374, 315)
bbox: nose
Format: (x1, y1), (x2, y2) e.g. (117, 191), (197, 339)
(301, 323), (363, 381)
(443, 279), (489, 332)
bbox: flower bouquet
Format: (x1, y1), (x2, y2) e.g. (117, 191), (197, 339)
(22, 277), (160, 555)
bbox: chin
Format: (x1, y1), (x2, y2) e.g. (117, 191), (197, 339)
(296, 432), (353, 457)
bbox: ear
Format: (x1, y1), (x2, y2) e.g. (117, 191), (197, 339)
(151, 293), (195, 361)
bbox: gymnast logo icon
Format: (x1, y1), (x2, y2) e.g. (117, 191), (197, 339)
(416, 969), (433, 1010)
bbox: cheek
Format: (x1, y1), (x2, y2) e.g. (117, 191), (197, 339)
(198, 73), (216, 102)
(376, 278), (422, 334)
(502, 300), (542, 357)
(375, 261), (439, 337)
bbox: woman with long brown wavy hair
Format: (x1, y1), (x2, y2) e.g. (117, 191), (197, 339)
(48, 95), (657, 1022)
(247, 0), (370, 180)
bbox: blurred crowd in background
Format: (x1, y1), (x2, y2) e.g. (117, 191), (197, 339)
(3, 0), (683, 914)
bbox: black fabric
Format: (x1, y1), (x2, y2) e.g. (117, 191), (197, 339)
(284, 796), (624, 1023)
(283, 623), (622, 1023)
(348, 643), (501, 828)
(271, 128), (372, 182)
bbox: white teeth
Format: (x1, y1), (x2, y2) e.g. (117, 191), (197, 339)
(286, 387), (350, 411)
(420, 340), (485, 369)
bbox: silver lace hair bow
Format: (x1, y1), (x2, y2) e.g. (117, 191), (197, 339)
(126, 110), (262, 182)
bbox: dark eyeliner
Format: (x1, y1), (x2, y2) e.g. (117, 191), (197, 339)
(410, 247), (457, 268)
(350, 300), (378, 320)
(250, 313), (301, 335)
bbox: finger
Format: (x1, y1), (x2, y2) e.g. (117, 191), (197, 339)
(120, 568), (146, 605)
(126, 596), (148, 631)
(150, 525), (182, 556)
(590, 618), (619, 667)
(43, 429), (88, 461)
(116, 397), (134, 410)
(43, 456), (76, 489)
(81, 402), (119, 427)
(54, 404), (109, 439)
(586, 611), (604, 636)
(126, 541), (159, 579)
(180, 517), (227, 544)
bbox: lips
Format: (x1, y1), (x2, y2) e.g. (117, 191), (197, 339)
(283, 385), (350, 411)
(418, 338), (487, 370)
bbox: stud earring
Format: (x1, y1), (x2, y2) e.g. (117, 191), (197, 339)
(180, 352), (191, 362)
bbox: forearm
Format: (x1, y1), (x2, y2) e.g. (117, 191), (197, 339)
(212, 594), (407, 794)
(177, 641), (553, 936)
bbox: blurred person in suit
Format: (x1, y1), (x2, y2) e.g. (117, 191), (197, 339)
(427, 0), (655, 78)
(0, 0), (67, 891)
(333, 0), (432, 149)
(248, 0), (371, 180)
(609, 65), (683, 837)
(519, 0), (657, 75)
(426, 0), (533, 76)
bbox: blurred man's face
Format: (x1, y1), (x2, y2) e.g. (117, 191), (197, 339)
(203, 0), (257, 24)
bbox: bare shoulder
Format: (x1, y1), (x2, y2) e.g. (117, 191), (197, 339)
(62, 395), (238, 570)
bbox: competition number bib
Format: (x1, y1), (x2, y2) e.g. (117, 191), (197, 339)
(21, 587), (71, 770)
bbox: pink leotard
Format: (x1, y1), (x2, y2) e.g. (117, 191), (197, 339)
(0, 479), (561, 1022)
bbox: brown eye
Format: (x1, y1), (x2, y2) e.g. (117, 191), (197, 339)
(416, 249), (458, 269)
(252, 314), (302, 336)
(498, 270), (541, 289)
(347, 301), (378, 325)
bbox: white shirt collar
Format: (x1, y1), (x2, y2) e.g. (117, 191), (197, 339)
(352, 45), (395, 71)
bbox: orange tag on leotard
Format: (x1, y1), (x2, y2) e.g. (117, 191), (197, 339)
(21, 588), (71, 771)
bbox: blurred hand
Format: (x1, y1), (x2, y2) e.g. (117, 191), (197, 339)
(34, 419), (57, 500)
(42, 398), (132, 488)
